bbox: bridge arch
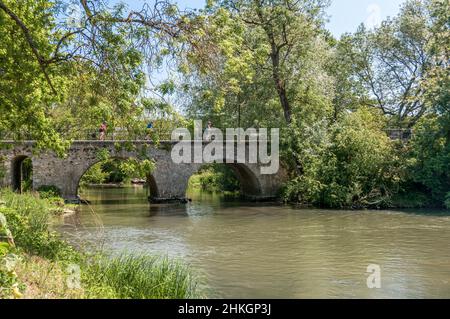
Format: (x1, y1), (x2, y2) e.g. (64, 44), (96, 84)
(75, 157), (160, 199)
(227, 163), (262, 196)
(11, 155), (32, 193)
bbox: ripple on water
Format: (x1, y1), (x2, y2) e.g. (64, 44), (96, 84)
(59, 186), (450, 298)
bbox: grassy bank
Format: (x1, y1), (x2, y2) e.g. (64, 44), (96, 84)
(0, 189), (201, 299)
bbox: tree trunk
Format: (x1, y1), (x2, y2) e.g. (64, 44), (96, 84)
(270, 44), (292, 124)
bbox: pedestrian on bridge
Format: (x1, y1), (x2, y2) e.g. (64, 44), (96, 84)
(204, 120), (214, 141)
(99, 121), (107, 141)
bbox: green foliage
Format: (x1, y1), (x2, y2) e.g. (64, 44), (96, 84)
(0, 211), (13, 249)
(0, 190), (78, 261)
(445, 193), (450, 210)
(0, 242), (9, 256)
(0, 211), (26, 298)
(81, 158), (156, 185)
(340, 0), (436, 127)
(407, 116), (450, 207)
(36, 185), (62, 199)
(189, 164), (240, 193)
(282, 108), (400, 208)
(80, 163), (109, 185)
(0, 252), (24, 299)
(390, 189), (432, 209)
(84, 254), (201, 299)
(183, 0), (333, 127)
(96, 148), (111, 162)
(0, 0), (69, 154)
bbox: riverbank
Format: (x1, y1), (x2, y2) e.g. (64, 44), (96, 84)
(0, 189), (201, 299)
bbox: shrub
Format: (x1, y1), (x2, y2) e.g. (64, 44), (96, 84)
(37, 185), (62, 199)
(189, 164), (240, 193)
(390, 189), (432, 209)
(282, 108), (401, 208)
(407, 116), (450, 207)
(80, 162), (109, 185)
(0, 212), (25, 299)
(0, 190), (78, 261)
(0, 253), (24, 299)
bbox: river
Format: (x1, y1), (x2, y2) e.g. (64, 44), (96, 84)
(59, 185), (450, 298)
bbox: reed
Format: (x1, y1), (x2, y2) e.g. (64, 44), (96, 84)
(86, 254), (201, 299)
(0, 189), (202, 299)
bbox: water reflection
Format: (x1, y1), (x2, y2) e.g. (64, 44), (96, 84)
(60, 186), (450, 298)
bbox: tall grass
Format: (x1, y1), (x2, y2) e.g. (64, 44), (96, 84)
(1, 189), (202, 299)
(86, 254), (201, 299)
(0, 189), (78, 261)
(1, 189), (50, 233)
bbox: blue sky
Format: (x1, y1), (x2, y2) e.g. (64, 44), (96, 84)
(118, 0), (407, 37)
(326, 0), (406, 36)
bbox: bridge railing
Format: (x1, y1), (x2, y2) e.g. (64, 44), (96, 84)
(0, 128), (414, 142)
(75, 129), (173, 141)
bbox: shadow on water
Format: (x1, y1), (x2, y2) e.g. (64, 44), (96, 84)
(149, 204), (189, 217)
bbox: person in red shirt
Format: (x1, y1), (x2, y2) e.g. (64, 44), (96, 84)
(99, 121), (107, 141)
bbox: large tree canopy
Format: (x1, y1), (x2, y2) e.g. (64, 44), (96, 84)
(0, 0), (202, 152)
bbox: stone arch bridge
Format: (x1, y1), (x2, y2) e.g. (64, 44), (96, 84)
(0, 141), (286, 203)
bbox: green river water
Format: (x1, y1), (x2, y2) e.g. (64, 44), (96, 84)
(59, 185), (450, 298)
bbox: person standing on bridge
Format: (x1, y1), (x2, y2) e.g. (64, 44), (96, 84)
(99, 121), (107, 141)
(204, 120), (214, 142)
(144, 121), (155, 140)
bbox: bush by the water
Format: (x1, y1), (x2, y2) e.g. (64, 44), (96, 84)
(282, 108), (401, 208)
(0, 190), (77, 261)
(36, 185), (62, 199)
(189, 164), (240, 193)
(406, 116), (450, 208)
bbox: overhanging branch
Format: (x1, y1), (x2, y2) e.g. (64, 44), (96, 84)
(0, 0), (57, 95)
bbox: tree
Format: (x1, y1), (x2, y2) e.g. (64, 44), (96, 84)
(0, 0), (72, 153)
(0, 0), (202, 151)
(222, 0), (332, 124)
(282, 108), (400, 208)
(182, 0), (332, 126)
(343, 0), (436, 128)
(405, 0), (449, 208)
